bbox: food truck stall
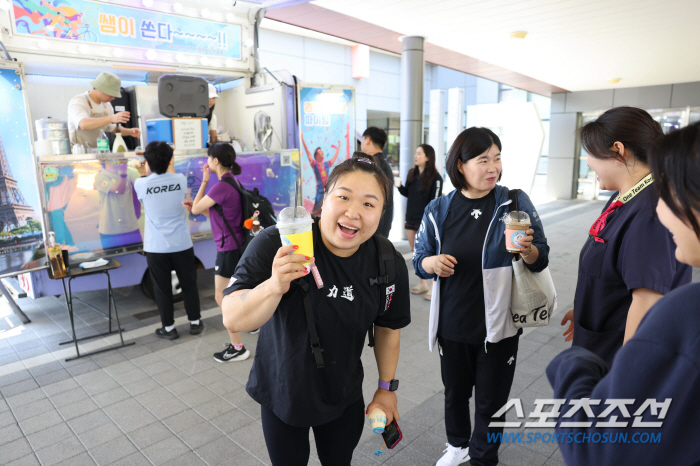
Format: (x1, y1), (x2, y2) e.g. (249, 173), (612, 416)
(0, 0), (307, 316)
(0, 0), (358, 325)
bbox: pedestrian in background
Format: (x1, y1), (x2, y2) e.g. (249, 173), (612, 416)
(184, 142), (250, 362)
(134, 142), (202, 340)
(397, 143), (443, 299)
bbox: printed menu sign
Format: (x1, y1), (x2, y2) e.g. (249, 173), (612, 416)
(172, 118), (203, 150)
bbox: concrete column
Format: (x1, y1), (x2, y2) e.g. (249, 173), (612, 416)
(399, 36), (425, 186)
(429, 89), (445, 179)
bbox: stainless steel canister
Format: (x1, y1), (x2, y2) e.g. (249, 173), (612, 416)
(35, 118), (71, 155)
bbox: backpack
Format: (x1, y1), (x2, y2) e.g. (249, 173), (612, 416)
(211, 177), (277, 251)
(294, 225), (397, 369)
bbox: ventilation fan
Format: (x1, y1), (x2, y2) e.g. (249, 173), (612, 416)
(254, 111), (273, 151)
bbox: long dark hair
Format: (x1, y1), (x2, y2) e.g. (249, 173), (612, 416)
(446, 127), (502, 192)
(650, 121), (700, 237)
(207, 103), (215, 124)
(317, 151), (392, 214)
(208, 142), (241, 175)
(406, 144), (438, 193)
(580, 106), (663, 164)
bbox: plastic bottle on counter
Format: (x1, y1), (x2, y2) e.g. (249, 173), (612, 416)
(97, 129), (110, 153)
(46, 231), (66, 279)
(112, 128), (128, 153)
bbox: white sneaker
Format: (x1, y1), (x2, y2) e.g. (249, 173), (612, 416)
(436, 443), (470, 466)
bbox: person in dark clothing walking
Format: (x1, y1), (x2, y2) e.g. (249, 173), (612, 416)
(361, 127), (394, 237)
(397, 143), (442, 298)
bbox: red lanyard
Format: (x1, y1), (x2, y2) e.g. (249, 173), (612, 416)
(588, 173), (653, 242)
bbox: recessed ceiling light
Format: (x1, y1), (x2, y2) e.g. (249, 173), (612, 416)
(608, 78), (621, 84)
(510, 31), (527, 39)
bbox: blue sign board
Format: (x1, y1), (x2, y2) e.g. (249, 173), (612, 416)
(12, 0), (242, 59)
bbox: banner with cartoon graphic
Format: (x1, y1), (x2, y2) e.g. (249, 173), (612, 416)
(11, 0), (241, 59)
(297, 84), (355, 213)
(0, 64), (45, 278)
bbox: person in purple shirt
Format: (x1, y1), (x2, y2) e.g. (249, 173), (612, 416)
(547, 121), (700, 466)
(184, 143), (250, 362)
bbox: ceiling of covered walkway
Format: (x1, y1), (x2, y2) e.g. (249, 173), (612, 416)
(266, 0), (700, 95)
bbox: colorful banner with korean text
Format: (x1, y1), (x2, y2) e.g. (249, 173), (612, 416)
(0, 64), (46, 278)
(298, 84), (355, 214)
(11, 0), (241, 59)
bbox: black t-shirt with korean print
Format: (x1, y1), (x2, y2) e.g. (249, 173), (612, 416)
(223, 225), (411, 427)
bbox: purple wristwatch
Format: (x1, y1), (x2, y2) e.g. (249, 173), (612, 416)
(378, 379), (399, 391)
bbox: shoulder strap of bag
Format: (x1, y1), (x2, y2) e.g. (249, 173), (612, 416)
(508, 189), (522, 262)
(212, 203), (243, 250)
(213, 176), (244, 250)
(294, 276), (325, 369)
(367, 234), (397, 347)
(219, 175), (243, 191)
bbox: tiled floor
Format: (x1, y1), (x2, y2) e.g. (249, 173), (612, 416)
(1, 200), (690, 465)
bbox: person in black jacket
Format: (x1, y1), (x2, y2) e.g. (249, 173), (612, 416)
(397, 143), (442, 298)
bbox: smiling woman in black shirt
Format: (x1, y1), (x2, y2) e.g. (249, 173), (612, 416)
(397, 143), (442, 297)
(221, 153), (410, 466)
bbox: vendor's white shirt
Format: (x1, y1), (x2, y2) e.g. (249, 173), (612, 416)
(67, 91), (116, 136)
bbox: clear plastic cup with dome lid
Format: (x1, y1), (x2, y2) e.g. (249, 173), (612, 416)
(504, 211), (531, 253)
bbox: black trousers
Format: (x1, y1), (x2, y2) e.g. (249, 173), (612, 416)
(261, 398), (365, 466)
(146, 248), (201, 327)
(439, 334), (519, 466)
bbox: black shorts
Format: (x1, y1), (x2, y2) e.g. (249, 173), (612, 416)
(215, 249), (242, 277)
(405, 222), (420, 231)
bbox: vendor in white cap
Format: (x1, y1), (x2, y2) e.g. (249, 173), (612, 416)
(207, 83), (218, 143)
(67, 71), (141, 149)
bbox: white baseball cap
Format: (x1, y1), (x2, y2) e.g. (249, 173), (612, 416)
(208, 84), (218, 98)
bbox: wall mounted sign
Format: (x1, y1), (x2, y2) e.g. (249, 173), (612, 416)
(11, 0), (242, 59)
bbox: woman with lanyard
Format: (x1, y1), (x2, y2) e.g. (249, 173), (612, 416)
(546, 121), (700, 466)
(560, 106), (691, 366)
(413, 127), (549, 466)
(184, 143), (250, 362)
(220, 153), (410, 465)
(397, 143), (443, 298)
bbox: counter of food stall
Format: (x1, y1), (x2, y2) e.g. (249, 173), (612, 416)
(17, 148), (299, 300)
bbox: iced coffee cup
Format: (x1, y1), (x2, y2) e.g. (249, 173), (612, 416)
(367, 408), (387, 434)
(278, 206), (314, 273)
(504, 211), (531, 253)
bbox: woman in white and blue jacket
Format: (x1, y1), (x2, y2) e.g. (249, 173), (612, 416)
(413, 127), (549, 466)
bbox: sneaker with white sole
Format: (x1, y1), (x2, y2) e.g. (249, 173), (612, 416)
(436, 443), (470, 466)
(213, 344), (250, 363)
